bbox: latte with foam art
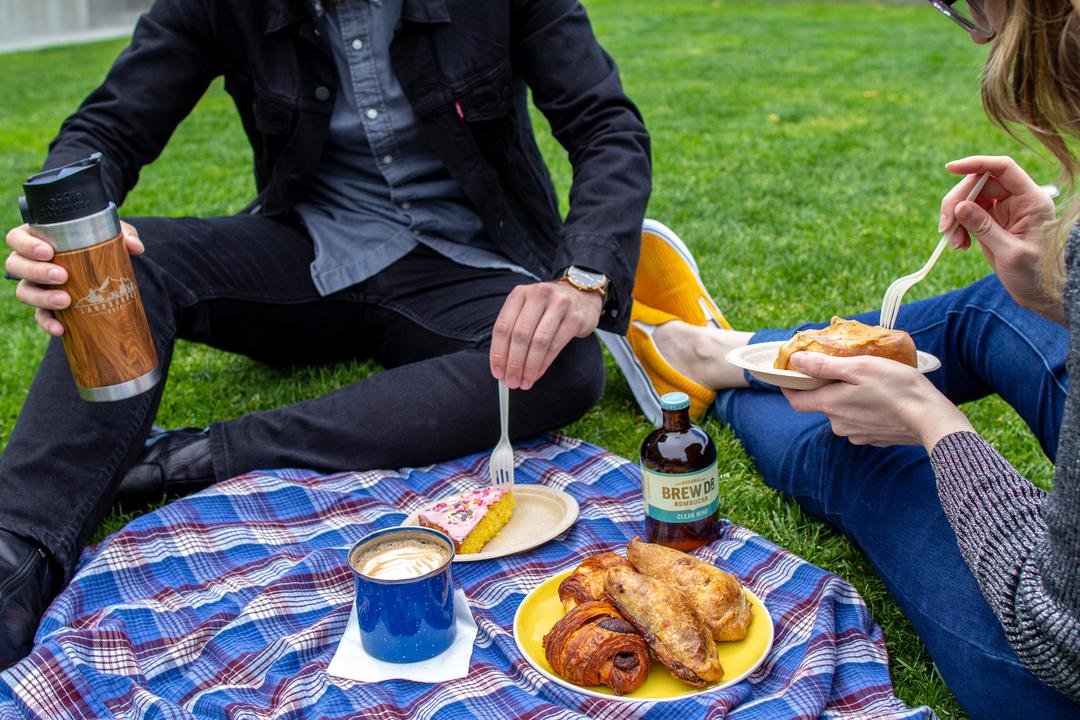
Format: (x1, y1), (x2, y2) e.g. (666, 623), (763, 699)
(351, 534), (451, 580)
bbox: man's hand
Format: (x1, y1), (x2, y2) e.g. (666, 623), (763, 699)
(5, 220), (144, 336)
(489, 280), (603, 390)
(781, 351), (974, 451)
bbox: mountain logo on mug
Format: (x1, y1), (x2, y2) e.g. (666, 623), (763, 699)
(74, 276), (137, 315)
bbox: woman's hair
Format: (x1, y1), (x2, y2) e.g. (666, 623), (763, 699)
(982, 0), (1080, 301)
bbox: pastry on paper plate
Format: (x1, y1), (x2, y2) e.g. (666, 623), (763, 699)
(774, 316), (917, 370)
(418, 486), (515, 554)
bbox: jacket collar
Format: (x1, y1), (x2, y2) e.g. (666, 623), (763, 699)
(264, 0), (448, 32)
(401, 0), (450, 23)
(264, 0), (309, 34)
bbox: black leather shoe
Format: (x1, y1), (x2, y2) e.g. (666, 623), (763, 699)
(0, 528), (56, 670)
(114, 427), (216, 514)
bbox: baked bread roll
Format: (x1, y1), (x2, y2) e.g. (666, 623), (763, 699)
(557, 551), (635, 613)
(604, 568), (724, 687)
(774, 316), (917, 370)
(627, 537), (752, 641)
(542, 600), (651, 695)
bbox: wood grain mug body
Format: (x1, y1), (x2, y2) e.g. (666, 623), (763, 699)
(29, 206), (160, 401)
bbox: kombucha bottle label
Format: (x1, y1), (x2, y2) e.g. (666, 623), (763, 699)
(641, 461), (719, 523)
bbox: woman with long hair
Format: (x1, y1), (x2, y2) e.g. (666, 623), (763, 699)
(617, 1), (1079, 716)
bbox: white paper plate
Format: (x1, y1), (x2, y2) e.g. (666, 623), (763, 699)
(725, 340), (941, 391)
(400, 485), (579, 562)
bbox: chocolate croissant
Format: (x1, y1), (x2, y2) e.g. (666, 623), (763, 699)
(604, 568), (724, 687)
(627, 537), (752, 641)
(542, 600), (651, 695)
(557, 551), (635, 612)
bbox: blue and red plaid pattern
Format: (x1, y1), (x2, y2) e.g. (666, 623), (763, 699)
(0, 434), (934, 719)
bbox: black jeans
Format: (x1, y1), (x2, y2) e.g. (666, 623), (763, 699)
(0, 214), (605, 580)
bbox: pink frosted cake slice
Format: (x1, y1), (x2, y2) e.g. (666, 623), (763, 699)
(418, 486), (515, 554)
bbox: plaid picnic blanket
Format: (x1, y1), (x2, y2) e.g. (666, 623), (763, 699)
(0, 433), (934, 720)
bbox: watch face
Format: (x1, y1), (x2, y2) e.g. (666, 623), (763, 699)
(567, 266), (606, 289)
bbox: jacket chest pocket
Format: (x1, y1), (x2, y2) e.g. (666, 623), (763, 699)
(454, 63), (513, 122)
(224, 68), (297, 127)
(225, 72), (297, 135)
(252, 94), (299, 135)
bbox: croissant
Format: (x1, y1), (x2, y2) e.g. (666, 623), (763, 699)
(542, 600), (651, 695)
(627, 537), (751, 641)
(604, 568), (723, 687)
(557, 551), (635, 612)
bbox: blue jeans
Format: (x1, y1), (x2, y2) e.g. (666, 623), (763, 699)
(715, 275), (1079, 719)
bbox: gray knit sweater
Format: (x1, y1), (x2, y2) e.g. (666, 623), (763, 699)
(930, 230), (1080, 702)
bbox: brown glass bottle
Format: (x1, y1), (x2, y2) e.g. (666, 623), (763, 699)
(640, 392), (719, 552)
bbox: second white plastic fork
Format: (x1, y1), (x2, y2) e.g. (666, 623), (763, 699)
(879, 171), (992, 329)
(488, 379), (515, 485)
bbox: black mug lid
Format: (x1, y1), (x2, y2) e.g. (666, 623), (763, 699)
(21, 153), (110, 225)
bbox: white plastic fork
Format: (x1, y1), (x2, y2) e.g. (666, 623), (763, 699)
(489, 379), (515, 485)
(879, 171), (991, 329)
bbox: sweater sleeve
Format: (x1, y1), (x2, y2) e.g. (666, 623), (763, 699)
(930, 430), (1080, 700)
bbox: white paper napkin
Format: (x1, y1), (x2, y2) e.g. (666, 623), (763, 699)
(327, 589), (477, 683)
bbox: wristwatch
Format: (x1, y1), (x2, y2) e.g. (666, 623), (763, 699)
(559, 265), (609, 298)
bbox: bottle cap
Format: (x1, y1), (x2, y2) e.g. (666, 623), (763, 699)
(21, 153), (109, 225)
(660, 391), (690, 411)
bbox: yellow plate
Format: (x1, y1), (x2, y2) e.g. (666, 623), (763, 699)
(513, 569), (775, 702)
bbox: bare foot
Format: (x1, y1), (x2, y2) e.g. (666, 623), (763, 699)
(652, 321), (753, 389)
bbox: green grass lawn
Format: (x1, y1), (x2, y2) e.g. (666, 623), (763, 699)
(0, 1), (1062, 717)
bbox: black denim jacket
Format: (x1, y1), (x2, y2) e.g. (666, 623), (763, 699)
(42, 0), (651, 333)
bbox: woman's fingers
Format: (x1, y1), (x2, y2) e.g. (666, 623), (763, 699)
(939, 172), (985, 232)
(938, 172), (1013, 233)
(945, 155), (1041, 194)
(787, 351), (865, 382)
(954, 200), (1017, 260)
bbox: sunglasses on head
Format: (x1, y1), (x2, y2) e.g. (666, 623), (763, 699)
(928, 0), (994, 37)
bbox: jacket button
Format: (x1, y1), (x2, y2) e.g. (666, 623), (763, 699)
(314, 86), (331, 102)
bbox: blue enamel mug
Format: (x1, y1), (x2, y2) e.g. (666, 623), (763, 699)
(348, 526), (456, 662)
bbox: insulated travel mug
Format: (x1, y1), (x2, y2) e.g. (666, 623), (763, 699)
(19, 154), (160, 401)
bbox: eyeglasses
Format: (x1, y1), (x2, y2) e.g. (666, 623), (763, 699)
(928, 0), (993, 37)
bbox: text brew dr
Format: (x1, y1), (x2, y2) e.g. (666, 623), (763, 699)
(640, 391), (719, 551)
